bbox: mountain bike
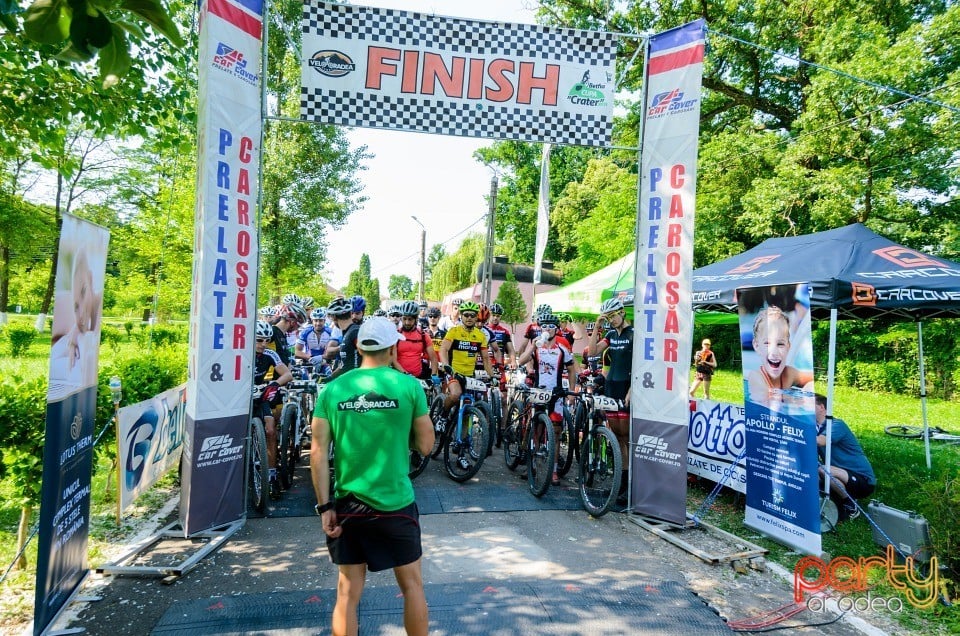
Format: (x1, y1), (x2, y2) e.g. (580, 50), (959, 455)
(433, 369), (490, 482)
(277, 372), (317, 489)
(247, 385), (270, 513)
(574, 388), (622, 517)
(502, 384), (558, 497)
(473, 369), (501, 457)
(408, 379), (440, 479)
(884, 424), (960, 444)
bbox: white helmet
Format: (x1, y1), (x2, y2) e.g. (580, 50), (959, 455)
(255, 320), (273, 339)
(600, 298), (624, 314)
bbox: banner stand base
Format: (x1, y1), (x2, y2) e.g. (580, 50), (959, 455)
(95, 518), (243, 583)
(627, 513), (767, 570)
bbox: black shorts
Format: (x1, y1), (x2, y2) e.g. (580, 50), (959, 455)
(844, 471), (876, 499)
(604, 379), (630, 403)
(326, 495), (422, 572)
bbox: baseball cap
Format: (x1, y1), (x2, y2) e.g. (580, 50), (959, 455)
(357, 316), (405, 351)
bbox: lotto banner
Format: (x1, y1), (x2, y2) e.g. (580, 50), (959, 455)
(34, 214), (109, 635)
(182, 0), (262, 535)
(300, 1), (616, 146)
(739, 285), (820, 555)
(630, 20), (706, 524)
(117, 384), (187, 514)
(688, 399), (747, 494)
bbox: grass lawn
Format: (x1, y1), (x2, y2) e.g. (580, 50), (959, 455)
(694, 369), (960, 633)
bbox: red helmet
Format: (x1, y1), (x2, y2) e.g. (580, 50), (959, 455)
(477, 303), (490, 323)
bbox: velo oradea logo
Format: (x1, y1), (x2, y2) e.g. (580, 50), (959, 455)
(309, 50), (356, 77)
(338, 392), (399, 413)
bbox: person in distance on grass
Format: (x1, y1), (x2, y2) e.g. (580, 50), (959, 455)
(311, 317), (434, 636)
(815, 393), (876, 521)
(689, 338), (718, 400)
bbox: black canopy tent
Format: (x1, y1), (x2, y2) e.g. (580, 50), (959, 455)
(691, 223), (960, 470)
(622, 224), (960, 466)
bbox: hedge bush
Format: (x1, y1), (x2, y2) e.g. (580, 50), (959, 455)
(5, 324), (38, 357)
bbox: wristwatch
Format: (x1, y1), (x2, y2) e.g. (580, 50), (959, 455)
(315, 501), (334, 515)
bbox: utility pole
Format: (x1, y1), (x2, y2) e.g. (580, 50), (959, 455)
(483, 175), (498, 304)
(411, 216), (426, 301)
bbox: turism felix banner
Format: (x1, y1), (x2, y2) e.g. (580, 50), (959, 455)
(300, 1), (616, 147)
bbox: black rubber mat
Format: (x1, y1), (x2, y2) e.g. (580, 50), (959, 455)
(151, 579), (729, 634)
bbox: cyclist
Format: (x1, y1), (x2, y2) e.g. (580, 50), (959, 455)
(516, 312), (580, 485)
(519, 303), (552, 366)
(425, 307), (446, 356)
(295, 307), (332, 374)
(387, 305), (402, 325)
(475, 303), (501, 373)
(417, 300), (429, 330)
(438, 300), (495, 417)
(254, 320), (293, 498)
(325, 297), (364, 376)
(373, 308), (388, 317)
(437, 297), (461, 331)
(393, 300), (439, 380)
(487, 303), (517, 369)
(586, 297), (634, 500)
(558, 313), (577, 350)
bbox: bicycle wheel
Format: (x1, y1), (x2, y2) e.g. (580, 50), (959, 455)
(429, 395), (447, 459)
(884, 424), (926, 439)
(578, 425), (621, 517)
(490, 389), (503, 446)
(502, 399), (526, 471)
(527, 413), (557, 498)
(556, 408), (576, 478)
(247, 418), (269, 513)
(277, 404), (295, 489)
(409, 450), (429, 480)
(572, 401), (588, 463)
(444, 405), (488, 482)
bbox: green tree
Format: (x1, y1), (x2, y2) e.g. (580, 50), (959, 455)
(424, 243), (446, 289)
(427, 234), (486, 298)
(388, 274), (414, 300)
(344, 254), (381, 311)
(493, 268), (527, 332)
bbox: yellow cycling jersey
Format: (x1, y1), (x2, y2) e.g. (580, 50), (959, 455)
(442, 324), (488, 376)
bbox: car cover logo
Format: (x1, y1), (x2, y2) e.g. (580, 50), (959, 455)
(726, 255), (780, 275)
(309, 50), (356, 77)
(647, 87), (699, 118)
(197, 434), (243, 466)
(635, 434), (682, 464)
(872, 246), (946, 269)
(338, 392), (399, 413)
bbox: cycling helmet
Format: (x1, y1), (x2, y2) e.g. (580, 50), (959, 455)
(388, 304), (402, 317)
(350, 295), (367, 313)
(418, 300), (428, 309)
(400, 300), (420, 316)
(327, 297), (352, 315)
(285, 302), (308, 324)
(301, 296), (314, 310)
(255, 320), (273, 339)
(538, 313), (559, 329)
(281, 293), (301, 305)
(600, 298), (624, 314)
(373, 308), (387, 317)
(310, 308), (326, 320)
(489, 303), (504, 315)
(427, 307), (441, 318)
(559, 313), (573, 323)
(451, 298), (463, 306)
(459, 300), (480, 314)
(477, 303), (490, 323)
(258, 305), (273, 317)
(535, 303), (552, 316)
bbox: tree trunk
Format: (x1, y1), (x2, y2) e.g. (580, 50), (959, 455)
(38, 176), (65, 331)
(16, 504), (32, 570)
(0, 244), (9, 316)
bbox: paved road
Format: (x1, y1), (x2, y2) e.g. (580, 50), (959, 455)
(55, 451), (887, 635)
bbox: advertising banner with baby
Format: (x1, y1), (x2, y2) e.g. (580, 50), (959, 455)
(738, 284), (820, 555)
(34, 214), (109, 635)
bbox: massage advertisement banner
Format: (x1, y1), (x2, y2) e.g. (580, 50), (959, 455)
(738, 284), (820, 555)
(688, 399), (747, 494)
(34, 214), (109, 635)
(630, 19), (705, 524)
(182, 0), (261, 535)
(300, 1), (616, 146)
(117, 384), (187, 514)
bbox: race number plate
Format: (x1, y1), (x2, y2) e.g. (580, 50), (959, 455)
(528, 388), (552, 404)
(464, 377), (487, 392)
(594, 395), (620, 412)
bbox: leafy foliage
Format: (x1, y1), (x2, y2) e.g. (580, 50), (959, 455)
(493, 268), (527, 331)
(388, 274), (414, 300)
(4, 324), (38, 356)
(344, 254), (381, 311)
(427, 234), (486, 298)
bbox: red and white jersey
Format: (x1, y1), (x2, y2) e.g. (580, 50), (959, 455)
(531, 338), (574, 389)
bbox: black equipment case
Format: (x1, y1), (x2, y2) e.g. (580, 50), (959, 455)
(866, 500), (932, 562)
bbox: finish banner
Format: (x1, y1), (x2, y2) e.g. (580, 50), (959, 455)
(300, 1), (616, 146)
(688, 399), (747, 494)
(630, 19), (706, 524)
(739, 285), (820, 555)
(117, 384), (187, 515)
(183, 0), (262, 535)
(34, 214), (109, 635)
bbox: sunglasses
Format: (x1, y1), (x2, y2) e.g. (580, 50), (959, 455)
(541, 323), (558, 330)
(255, 337), (270, 343)
(461, 312), (478, 318)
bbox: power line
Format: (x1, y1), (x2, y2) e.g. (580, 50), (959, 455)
(367, 213), (487, 278)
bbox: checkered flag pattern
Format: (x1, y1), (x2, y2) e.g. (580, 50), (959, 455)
(300, 1), (616, 147)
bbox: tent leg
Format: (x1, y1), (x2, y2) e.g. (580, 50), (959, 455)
(917, 321), (931, 471)
(823, 308), (838, 495)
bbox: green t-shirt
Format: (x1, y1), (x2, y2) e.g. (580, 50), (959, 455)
(315, 365), (428, 511)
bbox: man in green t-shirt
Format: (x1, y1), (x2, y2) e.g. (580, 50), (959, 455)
(311, 316), (434, 636)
